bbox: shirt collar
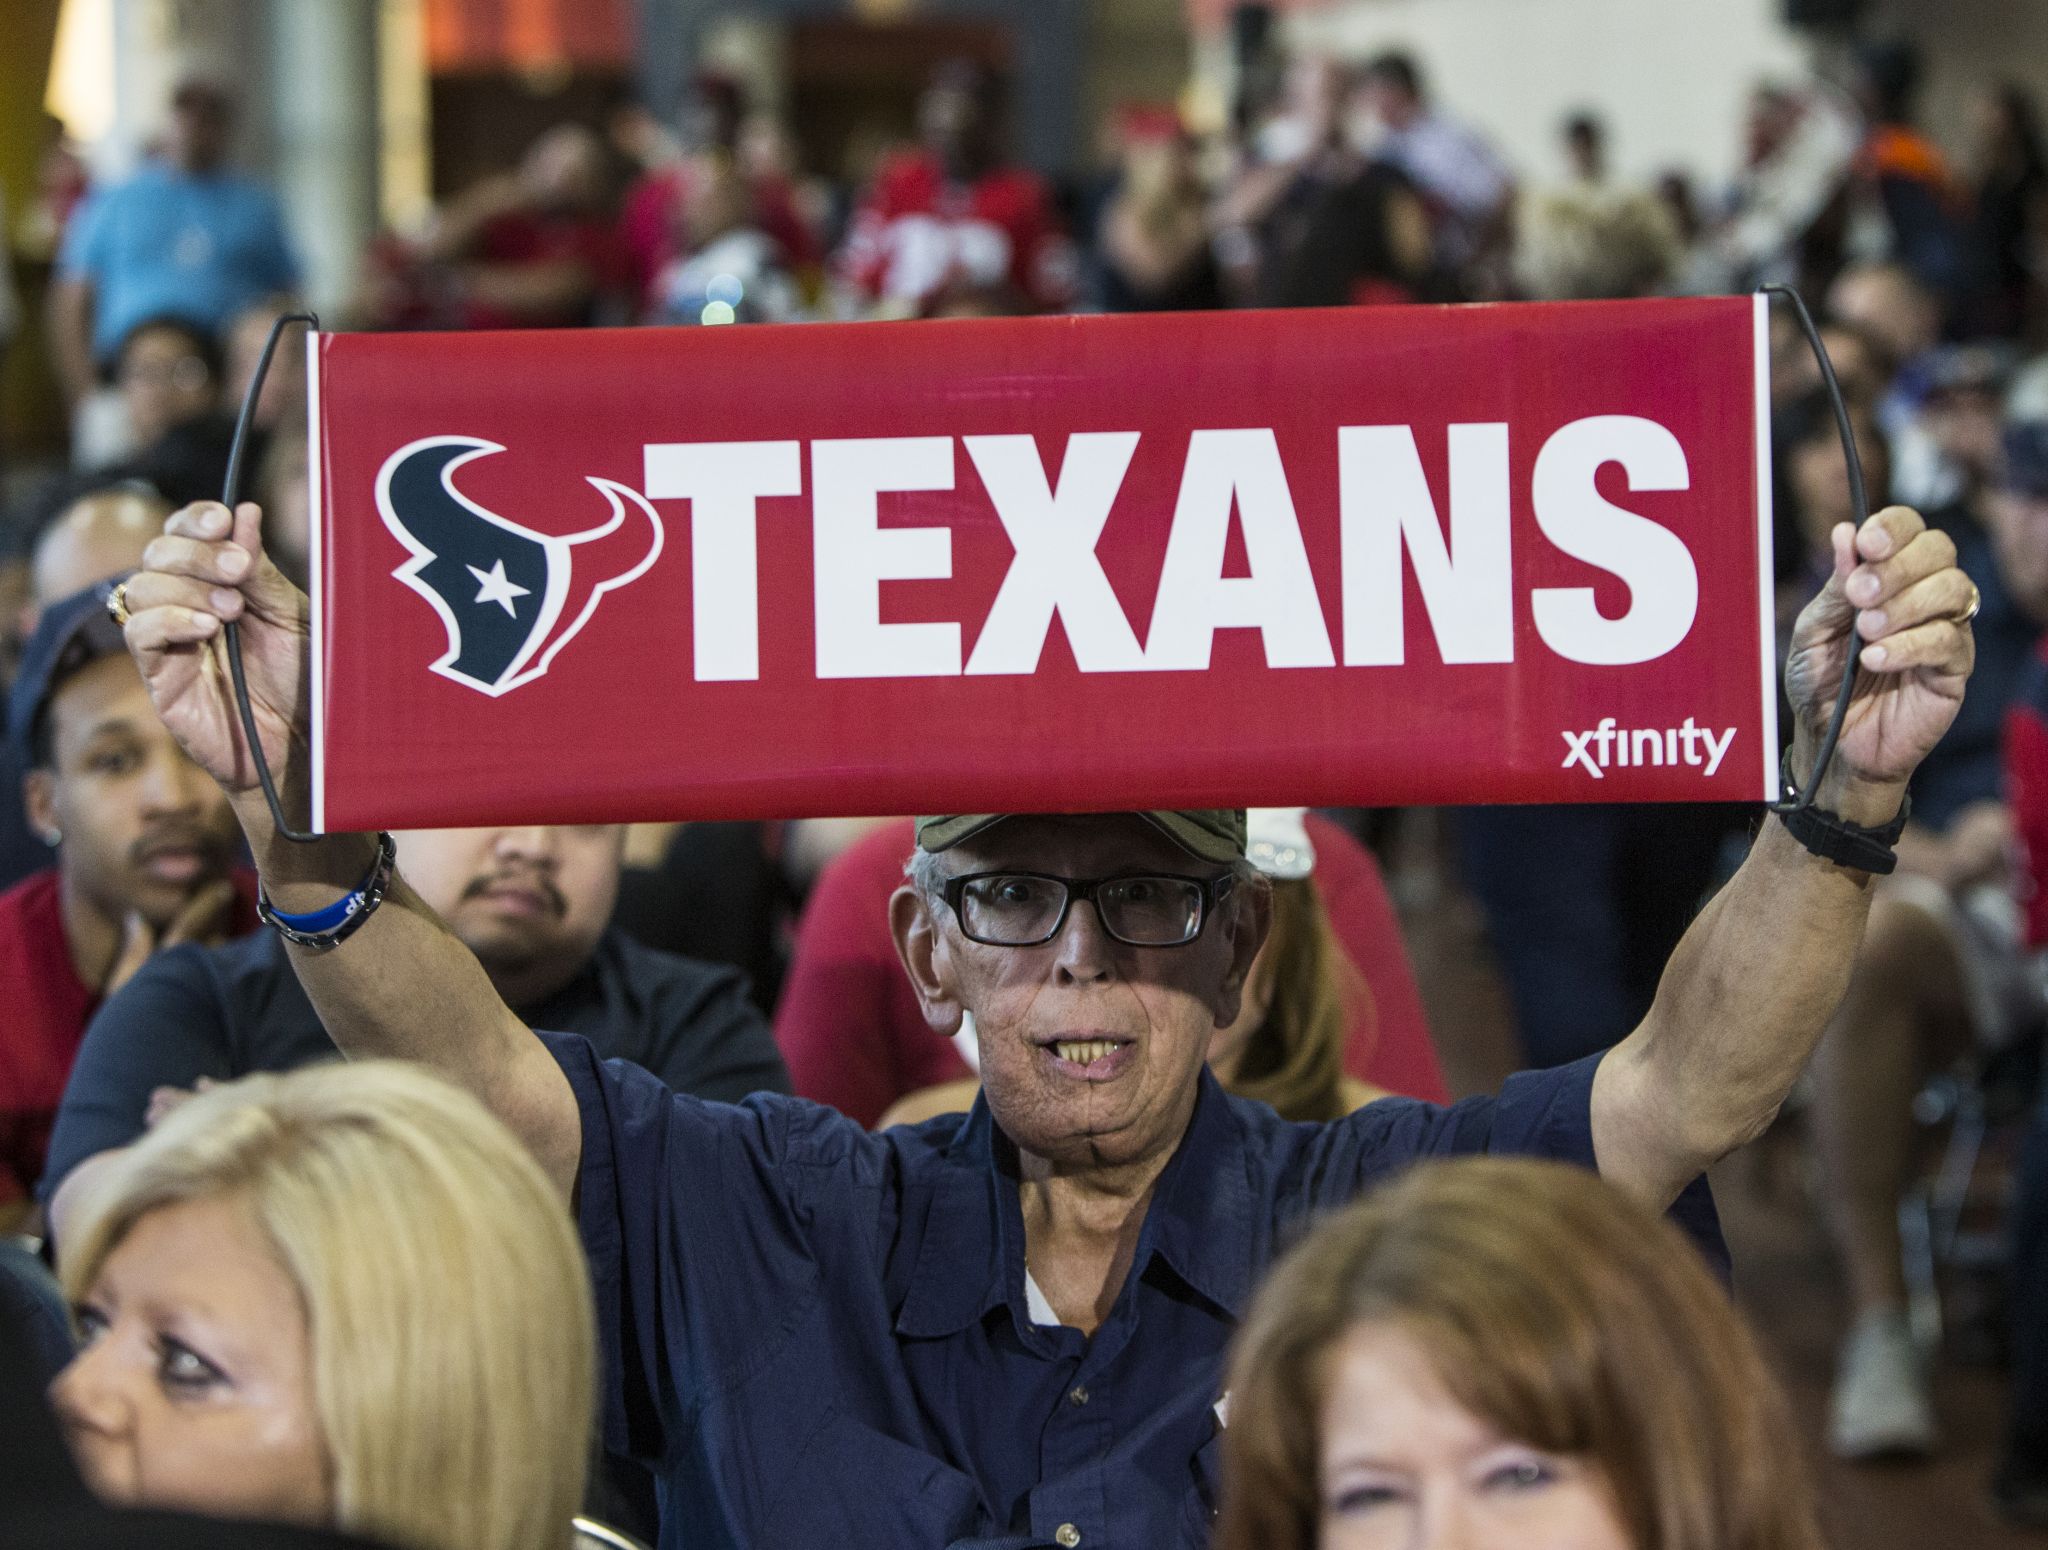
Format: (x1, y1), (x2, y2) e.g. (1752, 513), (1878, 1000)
(1141, 1068), (1260, 1320)
(893, 1069), (1259, 1337)
(895, 1097), (1009, 1338)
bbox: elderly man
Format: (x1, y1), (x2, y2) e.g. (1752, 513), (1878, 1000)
(122, 493), (1974, 1548)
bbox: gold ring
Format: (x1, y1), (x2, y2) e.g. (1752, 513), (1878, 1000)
(1962, 586), (1982, 624)
(106, 580), (131, 628)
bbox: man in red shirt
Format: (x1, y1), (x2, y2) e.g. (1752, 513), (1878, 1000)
(0, 583), (250, 1222)
(774, 812), (1446, 1127)
(425, 125), (625, 331)
(616, 75), (819, 316)
(837, 60), (1075, 316)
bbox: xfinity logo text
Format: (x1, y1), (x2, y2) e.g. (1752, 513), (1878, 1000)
(1561, 717), (1736, 780)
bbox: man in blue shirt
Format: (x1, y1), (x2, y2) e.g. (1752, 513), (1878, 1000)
(121, 494), (1979, 1549)
(48, 79), (298, 413)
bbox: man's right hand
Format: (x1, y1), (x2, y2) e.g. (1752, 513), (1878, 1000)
(124, 500), (309, 803)
(119, 504), (582, 1198)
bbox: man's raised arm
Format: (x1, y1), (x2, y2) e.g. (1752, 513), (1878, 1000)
(1593, 504), (1976, 1211)
(121, 500), (582, 1196)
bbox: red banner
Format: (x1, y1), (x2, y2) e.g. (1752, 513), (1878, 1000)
(308, 297), (1778, 831)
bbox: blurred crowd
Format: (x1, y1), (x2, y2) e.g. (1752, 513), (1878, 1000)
(3, 25), (2048, 1550)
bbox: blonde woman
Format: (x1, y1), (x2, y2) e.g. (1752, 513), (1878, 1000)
(49, 1062), (595, 1550)
(1217, 1157), (1822, 1550)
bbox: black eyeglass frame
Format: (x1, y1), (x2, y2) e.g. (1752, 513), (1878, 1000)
(938, 869), (1238, 948)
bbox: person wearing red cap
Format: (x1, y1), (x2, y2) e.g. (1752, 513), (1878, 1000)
(837, 60), (1075, 316)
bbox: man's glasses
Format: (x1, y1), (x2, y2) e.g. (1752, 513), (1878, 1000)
(939, 870), (1235, 948)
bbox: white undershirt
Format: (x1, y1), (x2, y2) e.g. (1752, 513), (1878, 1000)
(1023, 1268), (1062, 1327)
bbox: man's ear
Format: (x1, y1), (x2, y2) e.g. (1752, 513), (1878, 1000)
(22, 768), (57, 846)
(1209, 877), (1272, 1030)
(889, 883), (965, 1037)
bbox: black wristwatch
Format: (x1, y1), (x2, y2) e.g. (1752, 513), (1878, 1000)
(1774, 750), (1908, 874)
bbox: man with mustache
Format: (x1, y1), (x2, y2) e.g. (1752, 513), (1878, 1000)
(40, 820), (792, 1244)
(0, 583), (249, 1228)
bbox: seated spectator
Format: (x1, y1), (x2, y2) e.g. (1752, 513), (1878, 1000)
(1828, 261), (1944, 454)
(1254, 60), (1435, 311)
(879, 808), (1388, 1125)
(46, 77), (297, 462)
(424, 126), (623, 330)
(1777, 388), (1893, 629)
(256, 428), (312, 589)
(1846, 40), (1967, 303)
(101, 317), (237, 508)
(1803, 420), (2041, 1459)
(42, 821), (791, 1240)
(50, 1061), (592, 1550)
(617, 75), (818, 316)
(611, 819), (793, 1016)
(110, 317), (219, 452)
(0, 585), (251, 1226)
(224, 295), (308, 435)
(1984, 427), (2048, 1525)
(1515, 115), (1683, 303)
(646, 154), (805, 326)
(2004, 1026), (2048, 1530)
(0, 484), (176, 895)
(1959, 84), (2048, 342)
(28, 485), (171, 620)
(1691, 78), (1861, 296)
(777, 812), (1446, 1129)
(1214, 1157), (1823, 1550)
(1353, 51), (1514, 293)
(1093, 107), (1225, 313)
(1771, 314), (1894, 414)
(837, 60), (1075, 317)
(6, 1302), (388, 1549)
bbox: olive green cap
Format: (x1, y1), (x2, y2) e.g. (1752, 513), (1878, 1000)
(914, 810), (1247, 864)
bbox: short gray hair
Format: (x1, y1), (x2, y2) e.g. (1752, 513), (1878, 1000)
(906, 845), (949, 901)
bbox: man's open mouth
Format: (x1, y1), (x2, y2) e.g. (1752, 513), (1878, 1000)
(1037, 1036), (1136, 1079)
(1058, 1040), (1118, 1063)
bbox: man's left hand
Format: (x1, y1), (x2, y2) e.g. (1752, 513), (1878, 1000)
(1784, 506), (1976, 825)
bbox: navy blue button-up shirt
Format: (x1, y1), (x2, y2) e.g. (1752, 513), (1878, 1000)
(547, 1033), (1722, 1550)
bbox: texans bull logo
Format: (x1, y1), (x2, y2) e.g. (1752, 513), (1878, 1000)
(375, 436), (664, 696)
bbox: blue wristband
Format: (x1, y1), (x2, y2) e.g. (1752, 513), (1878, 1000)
(258, 833), (397, 953)
(265, 887), (363, 934)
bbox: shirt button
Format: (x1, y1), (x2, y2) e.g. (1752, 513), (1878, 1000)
(1055, 1526), (1082, 1549)
(1067, 1384), (1090, 1406)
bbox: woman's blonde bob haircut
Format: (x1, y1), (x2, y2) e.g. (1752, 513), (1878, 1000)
(60, 1060), (595, 1550)
(1216, 1156), (1824, 1550)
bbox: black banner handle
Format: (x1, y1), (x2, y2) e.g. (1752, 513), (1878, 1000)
(220, 310), (321, 842)
(1759, 283), (1864, 814)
